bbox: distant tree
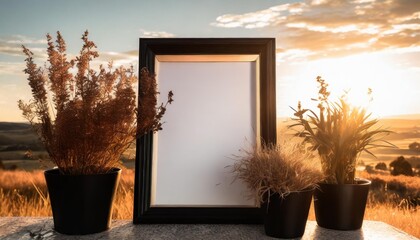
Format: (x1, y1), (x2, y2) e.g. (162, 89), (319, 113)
(365, 165), (374, 173)
(375, 162), (388, 171)
(390, 156), (414, 176)
(407, 157), (420, 169)
(409, 142), (420, 152)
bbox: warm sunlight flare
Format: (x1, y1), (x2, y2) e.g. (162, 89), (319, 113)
(311, 54), (394, 114)
(279, 52), (418, 118)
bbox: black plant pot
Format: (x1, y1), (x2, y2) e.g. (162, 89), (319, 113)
(261, 189), (314, 239)
(44, 168), (121, 235)
(314, 178), (371, 230)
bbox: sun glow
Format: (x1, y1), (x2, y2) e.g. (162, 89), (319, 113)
(279, 52), (418, 118)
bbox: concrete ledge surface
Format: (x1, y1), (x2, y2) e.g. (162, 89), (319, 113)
(0, 217), (418, 240)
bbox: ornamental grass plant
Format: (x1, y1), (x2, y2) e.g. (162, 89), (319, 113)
(231, 140), (324, 206)
(18, 31), (173, 175)
(290, 76), (393, 184)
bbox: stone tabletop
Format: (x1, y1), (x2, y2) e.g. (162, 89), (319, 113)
(0, 217), (418, 240)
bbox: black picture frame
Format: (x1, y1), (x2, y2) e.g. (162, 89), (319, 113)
(134, 38), (277, 224)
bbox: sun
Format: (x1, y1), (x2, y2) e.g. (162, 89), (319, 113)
(280, 52), (412, 118)
(314, 54), (388, 108)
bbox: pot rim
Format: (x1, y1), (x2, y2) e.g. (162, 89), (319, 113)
(318, 178), (371, 186)
(268, 186), (316, 197)
(45, 167), (121, 176)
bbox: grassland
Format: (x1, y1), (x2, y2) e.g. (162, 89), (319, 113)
(0, 169), (419, 238)
(0, 118), (419, 237)
(359, 117), (420, 165)
(0, 169), (134, 220)
(278, 117), (420, 168)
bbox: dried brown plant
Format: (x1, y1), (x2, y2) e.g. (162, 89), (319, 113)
(231, 139), (324, 206)
(18, 31), (173, 175)
(290, 76), (393, 184)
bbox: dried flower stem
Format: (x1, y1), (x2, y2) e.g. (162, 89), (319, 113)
(19, 31), (173, 175)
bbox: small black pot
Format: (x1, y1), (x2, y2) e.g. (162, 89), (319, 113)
(261, 189), (314, 239)
(44, 168), (121, 235)
(314, 178), (371, 230)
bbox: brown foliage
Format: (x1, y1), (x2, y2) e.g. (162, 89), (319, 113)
(137, 68), (174, 135)
(231, 140), (324, 205)
(18, 31), (173, 175)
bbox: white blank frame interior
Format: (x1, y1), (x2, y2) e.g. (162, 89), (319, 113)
(151, 55), (260, 207)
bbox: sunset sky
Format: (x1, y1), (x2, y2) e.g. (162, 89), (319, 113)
(0, 0), (419, 121)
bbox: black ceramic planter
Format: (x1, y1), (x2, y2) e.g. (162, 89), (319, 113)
(44, 168), (121, 235)
(314, 178), (371, 230)
(261, 189), (314, 239)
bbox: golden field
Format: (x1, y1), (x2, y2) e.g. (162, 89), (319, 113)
(0, 169), (419, 238)
(0, 169), (134, 219)
(1, 119), (419, 237)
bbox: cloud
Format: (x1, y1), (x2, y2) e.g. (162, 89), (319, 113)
(96, 50), (138, 69)
(212, 0), (420, 61)
(140, 30), (175, 38)
(0, 35), (47, 57)
(211, 3), (304, 29)
(0, 45), (26, 57)
(211, 8), (282, 29)
(0, 32), (139, 75)
(0, 62), (25, 75)
(99, 50), (137, 61)
(3, 35), (47, 45)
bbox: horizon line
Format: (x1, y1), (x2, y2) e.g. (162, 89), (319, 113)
(2, 113), (420, 124)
